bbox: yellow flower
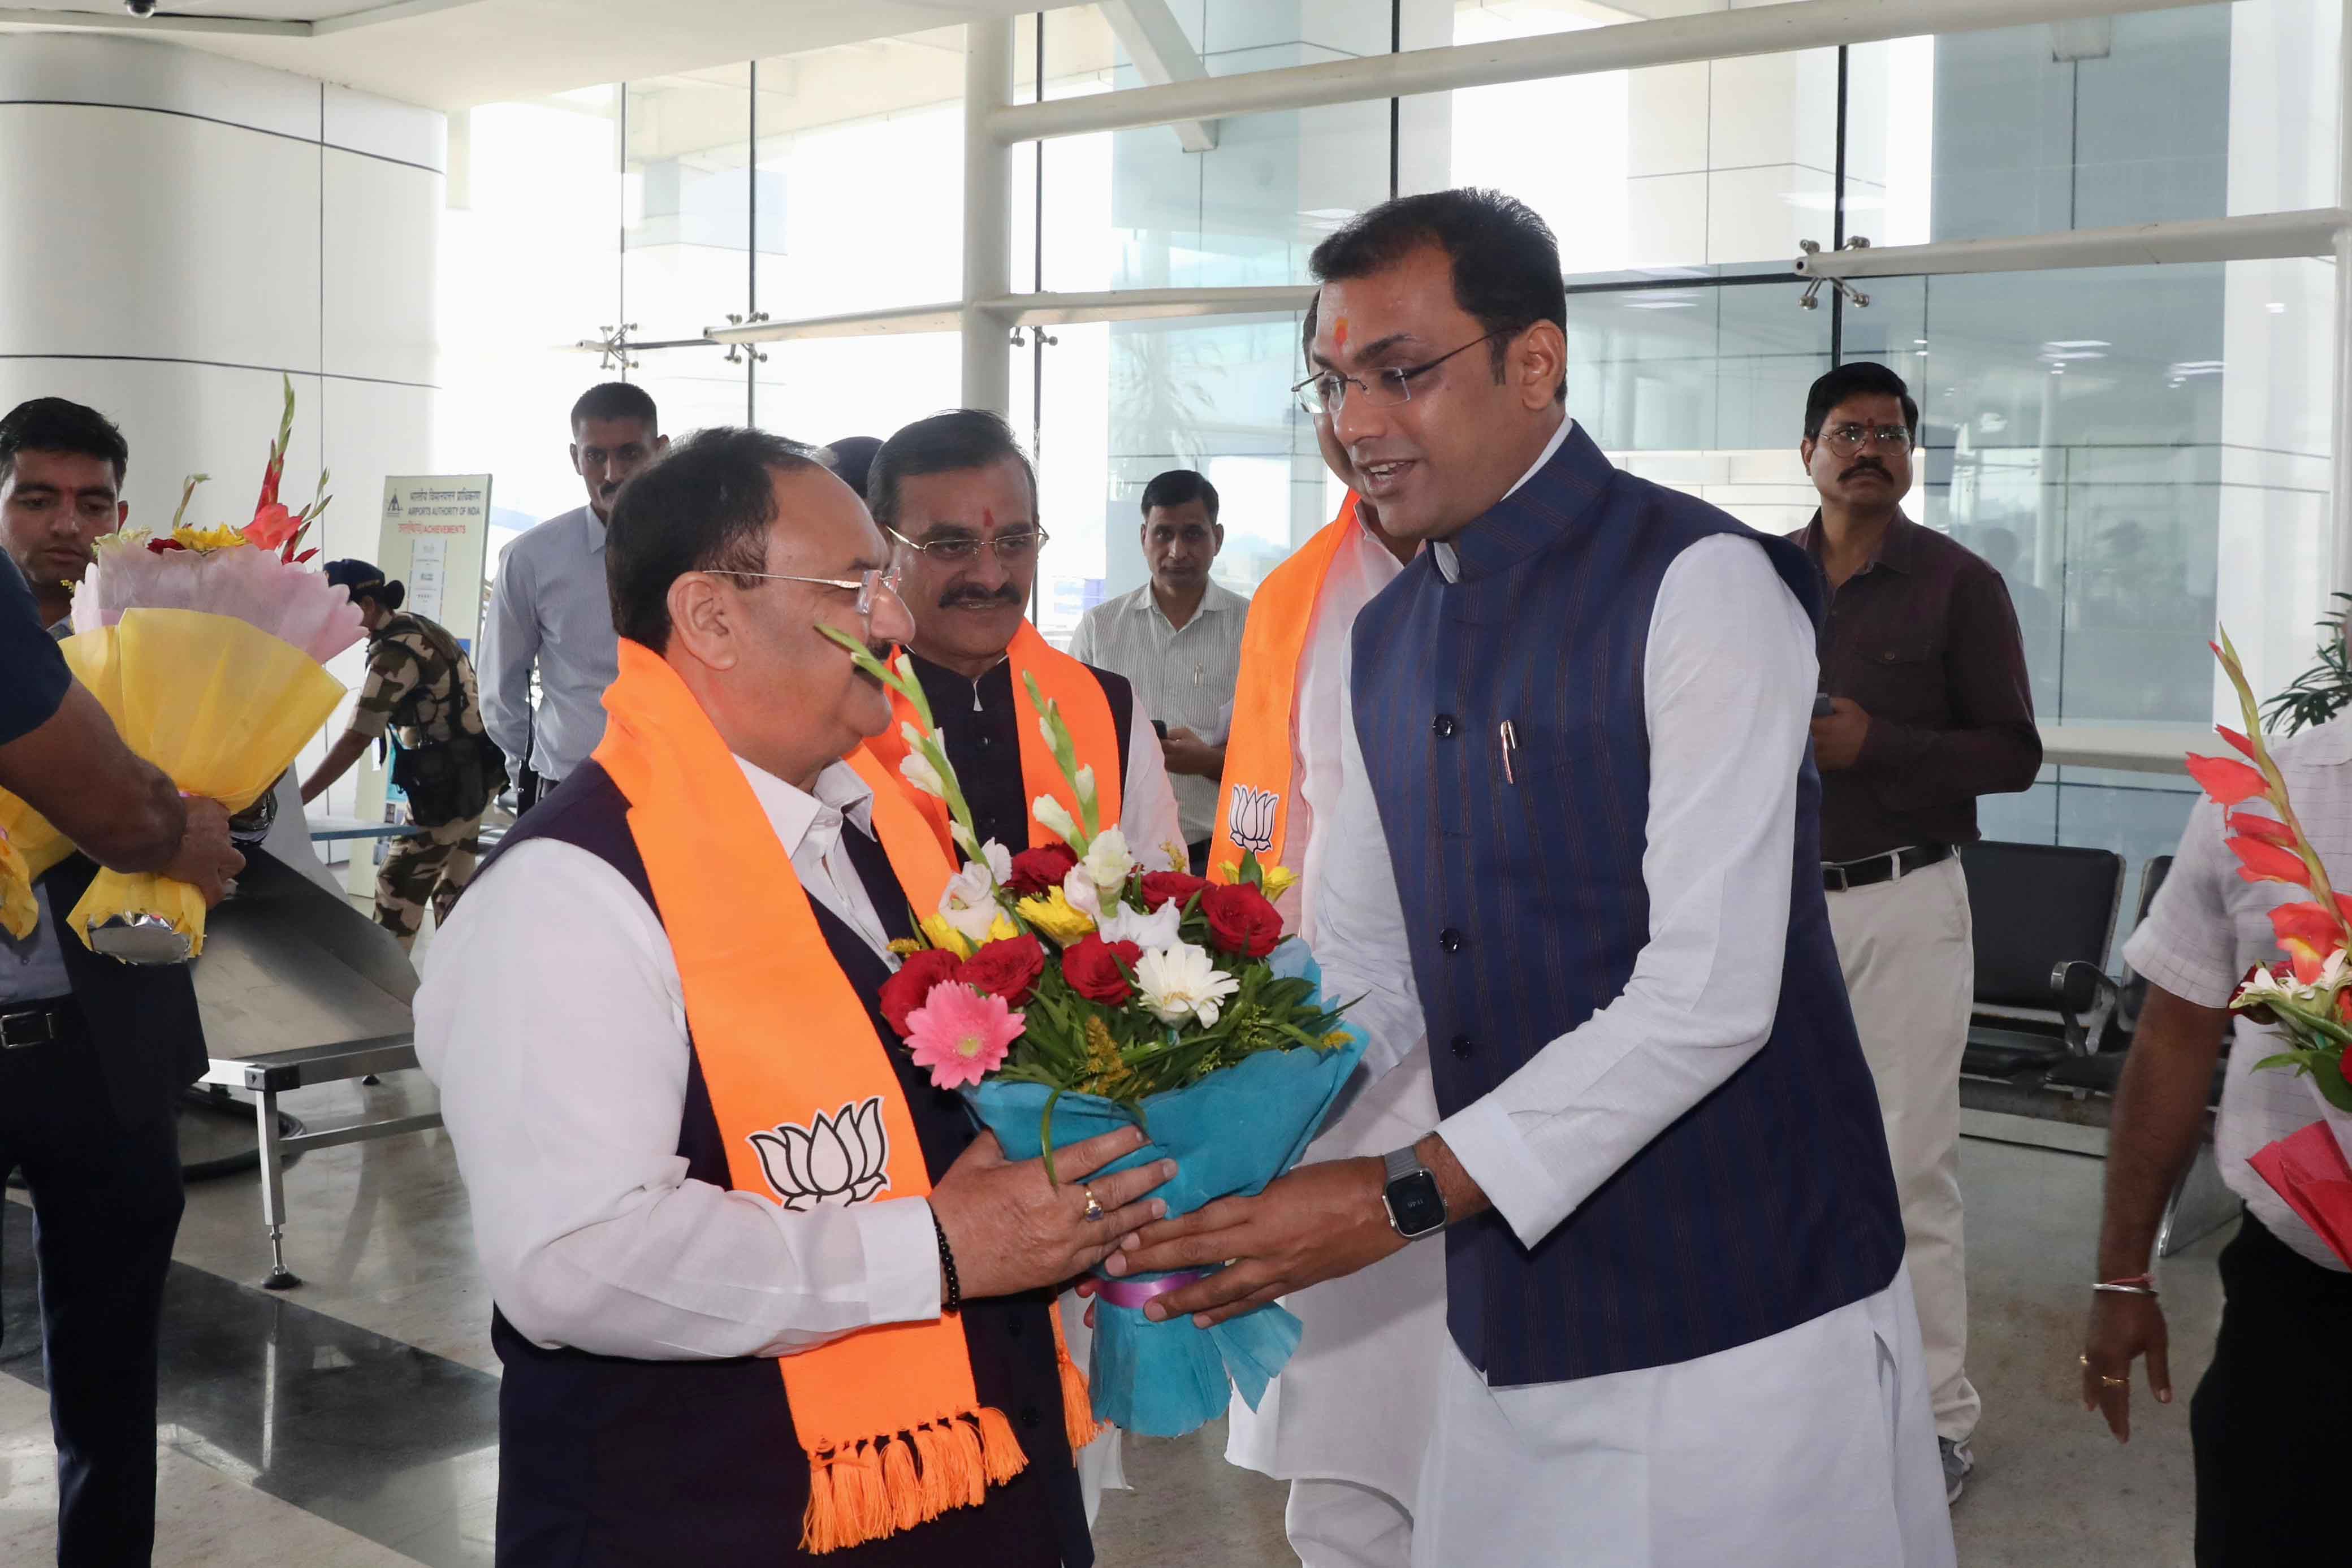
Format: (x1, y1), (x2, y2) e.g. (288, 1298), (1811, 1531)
(1161, 840), (1188, 873)
(171, 523), (249, 553)
(1318, 1030), (1351, 1052)
(0, 829), (34, 942)
(919, 913), (975, 959)
(1260, 864), (1299, 901)
(887, 938), (923, 957)
(1013, 887), (1096, 947)
(985, 913), (1021, 945)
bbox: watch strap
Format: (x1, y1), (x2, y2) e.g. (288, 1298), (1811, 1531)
(1383, 1146), (1423, 1185)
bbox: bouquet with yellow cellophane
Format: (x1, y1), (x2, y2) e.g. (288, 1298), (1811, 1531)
(0, 378), (363, 960)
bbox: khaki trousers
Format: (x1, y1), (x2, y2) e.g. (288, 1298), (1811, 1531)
(1826, 854), (1980, 1444)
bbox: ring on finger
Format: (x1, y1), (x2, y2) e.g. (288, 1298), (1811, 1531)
(2078, 1353), (2128, 1389)
(1080, 1184), (1104, 1222)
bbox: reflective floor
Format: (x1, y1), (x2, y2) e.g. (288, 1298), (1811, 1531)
(1, 1078), (2225, 1567)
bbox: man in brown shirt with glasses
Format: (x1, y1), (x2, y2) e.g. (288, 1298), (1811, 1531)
(1792, 362), (2041, 1508)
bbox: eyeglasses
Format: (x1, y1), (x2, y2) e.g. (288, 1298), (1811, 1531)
(1818, 423), (1916, 456)
(714, 565), (902, 617)
(887, 526), (1052, 566)
(1291, 330), (1507, 417)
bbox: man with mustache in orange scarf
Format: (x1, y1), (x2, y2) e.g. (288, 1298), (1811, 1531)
(416, 428), (1174, 1565)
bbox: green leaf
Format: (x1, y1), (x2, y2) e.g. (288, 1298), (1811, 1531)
(2314, 1054), (2352, 1112)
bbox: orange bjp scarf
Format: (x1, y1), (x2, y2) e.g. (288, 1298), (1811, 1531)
(1208, 495), (1359, 879)
(593, 640), (1094, 1554)
(864, 620), (1125, 860)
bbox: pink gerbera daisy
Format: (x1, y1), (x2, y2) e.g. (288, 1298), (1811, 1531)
(902, 981), (1024, 1090)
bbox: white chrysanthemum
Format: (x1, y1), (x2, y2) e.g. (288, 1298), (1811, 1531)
(1135, 942), (1241, 1030)
(1083, 826), (1132, 894)
(1034, 794), (1081, 848)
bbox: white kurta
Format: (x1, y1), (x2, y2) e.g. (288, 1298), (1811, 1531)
(1223, 514), (1446, 1522)
(1304, 421), (1953, 1565)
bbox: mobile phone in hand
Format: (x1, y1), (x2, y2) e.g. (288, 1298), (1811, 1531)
(1813, 692), (1836, 718)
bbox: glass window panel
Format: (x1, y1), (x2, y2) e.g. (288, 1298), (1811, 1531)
(623, 71), (751, 343)
(1860, 258), (2332, 729)
(1849, 0), (2338, 244)
(1037, 3), (1393, 292)
(751, 332), (961, 449)
(751, 29), (966, 319)
(439, 87), (624, 538)
(1568, 278), (1831, 534)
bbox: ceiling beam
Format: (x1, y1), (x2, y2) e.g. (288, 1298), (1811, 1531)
(0, 7), (308, 38)
(1098, 0), (1217, 154)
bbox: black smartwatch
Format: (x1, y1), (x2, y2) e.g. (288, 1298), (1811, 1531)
(1381, 1146), (1448, 1240)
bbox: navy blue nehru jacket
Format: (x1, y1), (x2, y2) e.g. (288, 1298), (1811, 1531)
(1, 552), (71, 743)
(1350, 422), (1904, 1387)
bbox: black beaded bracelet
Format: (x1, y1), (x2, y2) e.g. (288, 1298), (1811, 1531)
(933, 1210), (962, 1315)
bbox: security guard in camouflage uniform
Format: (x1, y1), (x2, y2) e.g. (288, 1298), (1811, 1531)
(302, 560), (506, 950)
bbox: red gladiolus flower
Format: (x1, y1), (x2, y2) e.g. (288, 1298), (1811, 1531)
(2217, 726), (2259, 761)
(1063, 935), (1143, 1006)
(243, 502), (298, 552)
(2268, 902), (2347, 985)
(145, 536), (185, 554)
(2185, 753), (2269, 807)
(1004, 844), (1079, 899)
(878, 948), (959, 1036)
(1138, 871), (1209, 912)
(1201, 882), (1283, 959)
(2228, 811), (2297, 849)
(2228, 837), (2311, 886)
(957, 934), (1046, 1008)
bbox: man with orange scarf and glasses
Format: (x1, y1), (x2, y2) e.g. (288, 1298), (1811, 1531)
(414, 427), (1175, 1566)
(862, 410), (1182, 872)
(1207, 295), (1443, 1568)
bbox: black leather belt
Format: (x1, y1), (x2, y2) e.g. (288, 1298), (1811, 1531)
(0, 998), (85, 1050)
(1822, 842), (1953, 893)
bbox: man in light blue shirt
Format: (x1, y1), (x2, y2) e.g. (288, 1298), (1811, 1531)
(481, 383), (667, 811)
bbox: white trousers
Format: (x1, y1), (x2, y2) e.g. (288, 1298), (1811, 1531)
(1287, 1477), (1413, 1568)
(1410, 1271), (1955, 1568)
(1827, 856), (1980, 1444)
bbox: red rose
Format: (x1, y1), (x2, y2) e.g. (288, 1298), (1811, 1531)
(1201, 882), (1283, 958)
(957, 934), (1046, 1007)
(879, 948), (959, 1036)
(1063, 935), (1143, 1006)
(1139, 871), (1209, 912)
(1005, 844), (1080, 898)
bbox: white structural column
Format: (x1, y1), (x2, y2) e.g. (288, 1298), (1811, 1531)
(0, 31), (444, 818)
(2337, 0), (2352, 596)
(961, 18), (1015, 415)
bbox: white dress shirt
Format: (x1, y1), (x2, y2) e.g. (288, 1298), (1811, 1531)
(1068, 580), (1251, 843)
(2124, 716), (2352, 1271)
(413, 755), (943, 1358)
(479, 506), (621, 783)
(1290, 517), (1408, 948)
(1316, 417), (1823, 1249)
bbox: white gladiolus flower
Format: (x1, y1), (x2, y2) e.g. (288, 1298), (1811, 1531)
(901, 722), (925, 748)
(1135, 942), (1241, 1030)
(898, 750), (946, 800)
(1083, 827), (1132, 894)
(982, 840), (1013, 887)
(939, 861), (1002, 944)
(1075, 764), (1098, 808)
(1099, 898), (1181, 952)
(1035, 794), (1081, 848)
(2320, 948), (2349, 994)
(950, 820), (982, 861)
(1060, 866), (1102, 922)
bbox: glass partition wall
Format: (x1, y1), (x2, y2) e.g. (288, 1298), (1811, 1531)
(454, 0), (2343, 904)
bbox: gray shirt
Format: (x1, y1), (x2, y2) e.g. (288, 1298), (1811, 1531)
(479, 506), (620, 784)
(1068, 578), (1250, 843)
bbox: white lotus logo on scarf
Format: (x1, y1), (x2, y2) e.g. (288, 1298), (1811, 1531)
(1227, 785), (1278, 854)
(749, 1098), (891, 1211)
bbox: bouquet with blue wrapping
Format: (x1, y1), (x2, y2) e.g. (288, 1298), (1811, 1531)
(823, 630), (1362, 1438)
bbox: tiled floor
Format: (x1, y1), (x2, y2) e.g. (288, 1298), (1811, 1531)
(2, 1083), (2228, 1567)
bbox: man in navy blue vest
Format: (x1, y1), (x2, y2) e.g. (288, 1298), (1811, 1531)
(1113, 189), (1953, 1565)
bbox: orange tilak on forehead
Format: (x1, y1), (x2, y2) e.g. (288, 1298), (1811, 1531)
(1334, 317), (1350, 351)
